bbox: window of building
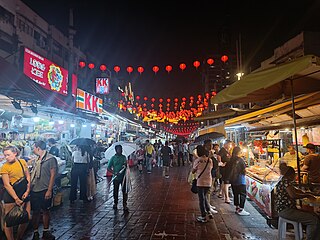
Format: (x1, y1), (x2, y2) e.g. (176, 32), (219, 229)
(0, 6), (14, 25)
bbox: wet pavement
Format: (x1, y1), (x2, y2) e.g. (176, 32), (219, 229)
(22, 163), (294, 240)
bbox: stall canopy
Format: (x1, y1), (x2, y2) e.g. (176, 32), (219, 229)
(193, 107), (253, 121)
(211, 55), (320, 105)
(225, 92), (320, 131)
(225, 92), (320, 126)
(0, 57), (75, 112)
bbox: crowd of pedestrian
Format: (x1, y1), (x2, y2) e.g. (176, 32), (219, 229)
(190, 139), (251, 223)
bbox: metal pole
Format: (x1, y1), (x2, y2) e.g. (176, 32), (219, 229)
(68, 8), (76, 107)
(290, 79), (301, 187)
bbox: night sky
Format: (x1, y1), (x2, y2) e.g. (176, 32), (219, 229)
(21, 0), (320, 99)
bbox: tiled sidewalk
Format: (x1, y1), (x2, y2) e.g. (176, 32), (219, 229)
(21, 164), (288, 240)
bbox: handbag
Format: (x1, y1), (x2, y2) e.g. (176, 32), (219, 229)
(3, 160), (28, 202)
(191, 158), (209, 194)
(4, 204), (29, 227)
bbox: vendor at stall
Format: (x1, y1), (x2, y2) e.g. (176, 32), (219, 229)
(301, 143), (320, 186)
(281, 144), (303, 169)
(275, 166), (320, 240)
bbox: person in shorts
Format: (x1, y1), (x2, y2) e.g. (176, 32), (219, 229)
(30, 140), (58, 240)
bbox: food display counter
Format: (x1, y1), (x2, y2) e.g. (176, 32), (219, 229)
(245, 165), (281, 221)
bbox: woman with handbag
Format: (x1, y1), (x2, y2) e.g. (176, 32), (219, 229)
(192, 145), (213, 223)
(0, 145), (31, 240)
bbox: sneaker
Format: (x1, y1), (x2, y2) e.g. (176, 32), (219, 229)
(210, 205), (217, 210)
(42, 230), (55, 240)
(237, 209), (250, 216)
(196, 216), (208, 223)
(32, 232), (40, 240)
(113, 204), (118, 210)
(210, 208), (218, 214)
(165, 175), (169, 178)
(147, 171), (151, 174)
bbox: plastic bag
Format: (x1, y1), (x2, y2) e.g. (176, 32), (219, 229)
(5, 205), (29, 227)
(191, 179), (198, 194)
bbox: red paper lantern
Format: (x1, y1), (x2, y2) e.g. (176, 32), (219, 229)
(79, 61), (86, 68)
(114, 65), (120, 73)
(100, 64), (107, 71)
(151, 104), (154, 108)
(88, 63), (95, 69)
(179, 63), (186, 71)
(182, 97), (186, 102)
(127, 66), (133, 74)
(165, 65), (172, 73)
(159, 98), (163, 103)
(166, 98), (171, 103)
(143, 96), (148, 101)
(121, 92), (125, 97)
(193, 61), (200, 69)
(197, 94), (202, 99)
(207, 58), (214, 65)
(136, 95), (140, 100)
(211, 91), (216, 96)
(174, 98), (179, 103)
(152, 65), (159, 74)
(221, 55), (229, 63)
(137, 66), (144, 74)
(151, 97), (155, 102)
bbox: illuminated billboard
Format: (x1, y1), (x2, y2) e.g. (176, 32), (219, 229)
(76, 89), (103, 114)
(23, 47), (77, 96)
(96, 77), (110, 95)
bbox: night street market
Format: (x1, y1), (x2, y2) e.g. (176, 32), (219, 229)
(0, 0), (320, 239)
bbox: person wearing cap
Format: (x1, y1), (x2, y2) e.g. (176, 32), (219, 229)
(301, 143), (320, 184)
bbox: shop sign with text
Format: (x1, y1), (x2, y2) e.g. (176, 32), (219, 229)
(76, 89), (103, 114)
(23, 47), (77, 96)
(96, 77), (110, 95)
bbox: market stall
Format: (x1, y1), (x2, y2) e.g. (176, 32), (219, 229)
(245, 165), (281, 221)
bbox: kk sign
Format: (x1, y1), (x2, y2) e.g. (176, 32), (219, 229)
(76, 89), (103, 114)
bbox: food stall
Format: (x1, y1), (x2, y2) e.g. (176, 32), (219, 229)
(245, 165), (281, 222)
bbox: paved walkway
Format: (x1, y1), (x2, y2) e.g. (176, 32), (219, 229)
(21, 163), (291, 240)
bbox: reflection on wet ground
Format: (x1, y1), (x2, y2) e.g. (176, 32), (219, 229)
(23, 163), (295, 239)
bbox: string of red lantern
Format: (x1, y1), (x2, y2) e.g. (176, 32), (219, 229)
(78, 55), (229, 74)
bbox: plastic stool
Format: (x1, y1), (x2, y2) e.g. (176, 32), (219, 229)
(278, 216), (303, 240)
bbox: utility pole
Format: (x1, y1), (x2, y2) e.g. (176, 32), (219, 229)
(68, 8), (76, 109)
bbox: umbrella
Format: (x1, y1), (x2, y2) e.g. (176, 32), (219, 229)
(194, 132), (225, 143)
(211, 55), (320, 186)
(104, 141), (137, 161)
(69, 138), (96, 146)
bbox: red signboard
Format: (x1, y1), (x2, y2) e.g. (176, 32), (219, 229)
(23, 47), (77, 96)
(96, 77), (110, 95)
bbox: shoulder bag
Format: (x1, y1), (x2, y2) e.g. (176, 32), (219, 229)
(3, 160), (29, 203)
(191, 158), (209, 194)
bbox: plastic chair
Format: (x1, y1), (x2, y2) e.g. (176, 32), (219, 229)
(278, 216), (303, 240)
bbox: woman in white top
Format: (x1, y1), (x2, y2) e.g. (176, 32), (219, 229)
(192, 145), (213, 223)
(69, 145), (90, 203)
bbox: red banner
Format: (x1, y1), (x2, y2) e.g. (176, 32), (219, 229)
(23, 47), (75, 96)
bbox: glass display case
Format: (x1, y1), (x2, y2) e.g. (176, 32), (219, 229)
(245, 165), (281, 220)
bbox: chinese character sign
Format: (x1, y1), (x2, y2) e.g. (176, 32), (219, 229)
(23, 47), (68, 95)
(96, 77), (110, 95)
